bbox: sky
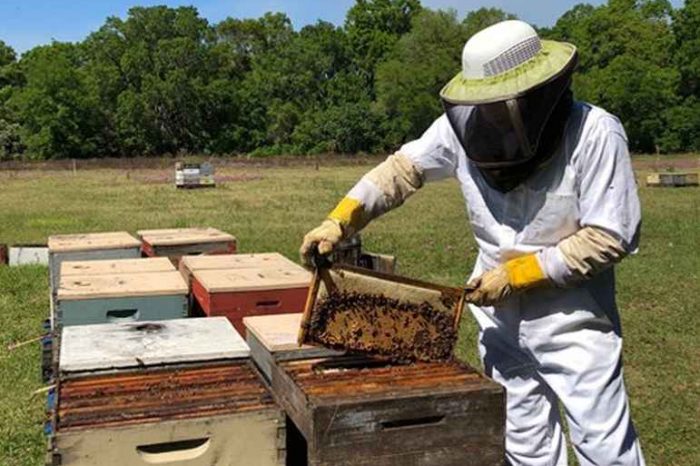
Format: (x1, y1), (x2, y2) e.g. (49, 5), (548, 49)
(0, 0), (686, 55)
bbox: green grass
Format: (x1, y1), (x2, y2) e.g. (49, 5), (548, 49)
(0, 158), (698, 465)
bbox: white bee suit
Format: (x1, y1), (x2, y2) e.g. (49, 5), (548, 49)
(347, 102), (646, 466)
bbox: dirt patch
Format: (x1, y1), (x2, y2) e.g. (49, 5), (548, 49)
(307, 290), (457, 362)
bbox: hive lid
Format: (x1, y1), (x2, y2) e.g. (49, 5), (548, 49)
(48, 231), (141, 253)
(137, 227), (235, 246)
(245, 313), (327, 352)
(180, 252), (299, 275)
(61, 257), (175, 277)
(195, 267), (312, 293)
(57, 271), (188, 300)
(59, 317), (250, 373)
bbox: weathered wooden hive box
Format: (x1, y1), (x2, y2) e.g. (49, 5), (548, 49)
(179, 253), (299, 288)
(60, 257), (175, 278)
(50, 318), (285, 466)
(191, 264), (312, 335)
(48, 232), (141, 292)
(137, 227), (237, 263)
(56, 270), (188, 327)
(270, 356), (505, 466)
(244, 313), (343, 382)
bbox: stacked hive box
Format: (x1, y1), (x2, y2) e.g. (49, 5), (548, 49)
(646, 172), (699, 187)
(61, 257), (174, 278)
(245, 313), (506, 466)
(49, 318), (285, 466)
(190, 259), (311, 335)
(179, 253), (300, 287)
(137, 227), (236, 264)
(175, 162), (215, 188)
(55, 270), (188, 327)
(42, 258), (178, 382)
(48, 232), (141, 297)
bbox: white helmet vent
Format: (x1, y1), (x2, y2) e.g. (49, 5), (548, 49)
(483, 36), (542, 77)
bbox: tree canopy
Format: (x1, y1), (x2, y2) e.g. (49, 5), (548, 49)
(0, 0), (697, 159)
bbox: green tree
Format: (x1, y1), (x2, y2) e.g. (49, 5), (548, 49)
(9, 43), (105, 159)
(673, 0), (700, 97)
(345, 0), (422, 89)
(238, 20), (368, 151)
(547, 0), (678, 152)
(84, 6), (230, 155)
(375, 7), (516, 147)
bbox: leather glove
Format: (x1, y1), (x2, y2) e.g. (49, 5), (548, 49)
(465, 254), (550, 306)
(299, 219), (344, 267)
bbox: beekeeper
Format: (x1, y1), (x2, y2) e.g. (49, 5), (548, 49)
(300, 20), (646, 466)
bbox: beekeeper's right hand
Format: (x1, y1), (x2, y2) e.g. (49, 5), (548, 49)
(299, 219), (344, 267)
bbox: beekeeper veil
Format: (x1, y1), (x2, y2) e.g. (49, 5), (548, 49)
(440, 21), (579, 191)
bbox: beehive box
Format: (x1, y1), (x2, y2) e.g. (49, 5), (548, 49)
(270, 356), (505, 466)
(60, 257), (175, 278)
(192, 266), (312, 335)
(9, 244), (49, 266)
(358, 252), (397, 274)
(59, 317), (249, 378)
(137, 227), (236, 262)
(179, 253), (299, 288)
(244, 313), (343, 382)
(48, 232), (141, 292)
(49, 317), (285, 466)
(300, 265), (465, 362)
(175, 162), (215, 188)
(646, 172), (699, 187)
(56, 271), (188, 327)
(50, 363), (284, 466)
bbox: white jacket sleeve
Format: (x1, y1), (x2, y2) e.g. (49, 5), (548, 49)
(537, 116), (642, 286)
(345, 114), (460, 221)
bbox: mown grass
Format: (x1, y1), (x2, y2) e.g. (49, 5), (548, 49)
(0, 157), (698, 465)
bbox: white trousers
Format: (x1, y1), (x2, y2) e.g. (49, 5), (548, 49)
(474, 302), (646, 466)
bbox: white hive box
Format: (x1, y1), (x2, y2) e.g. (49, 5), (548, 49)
(56, 271), (188, 327)
(59, 317), (249, 376)
(244, 313), (343, 382)
(9, 244), (49, 266)
(60, 257), (174, 277)
(48, 232), (141, 292)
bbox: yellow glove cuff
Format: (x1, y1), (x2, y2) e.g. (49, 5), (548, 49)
(328, 197), (366, 235)
(505, 254), (548, 290)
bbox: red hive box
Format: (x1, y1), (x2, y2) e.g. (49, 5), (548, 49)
(192, 265), (312, 335)
(137, 228), (237, 263)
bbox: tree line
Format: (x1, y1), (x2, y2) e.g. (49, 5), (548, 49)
(0, 0), (698, 160)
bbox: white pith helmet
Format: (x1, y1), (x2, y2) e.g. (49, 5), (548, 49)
(440, 20), (577, 105)
(462, 20), (541, 79)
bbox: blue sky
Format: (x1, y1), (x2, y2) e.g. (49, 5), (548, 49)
(0, 0), (685, 54)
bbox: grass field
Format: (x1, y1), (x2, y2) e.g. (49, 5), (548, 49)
(0, 155), (698, 465)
